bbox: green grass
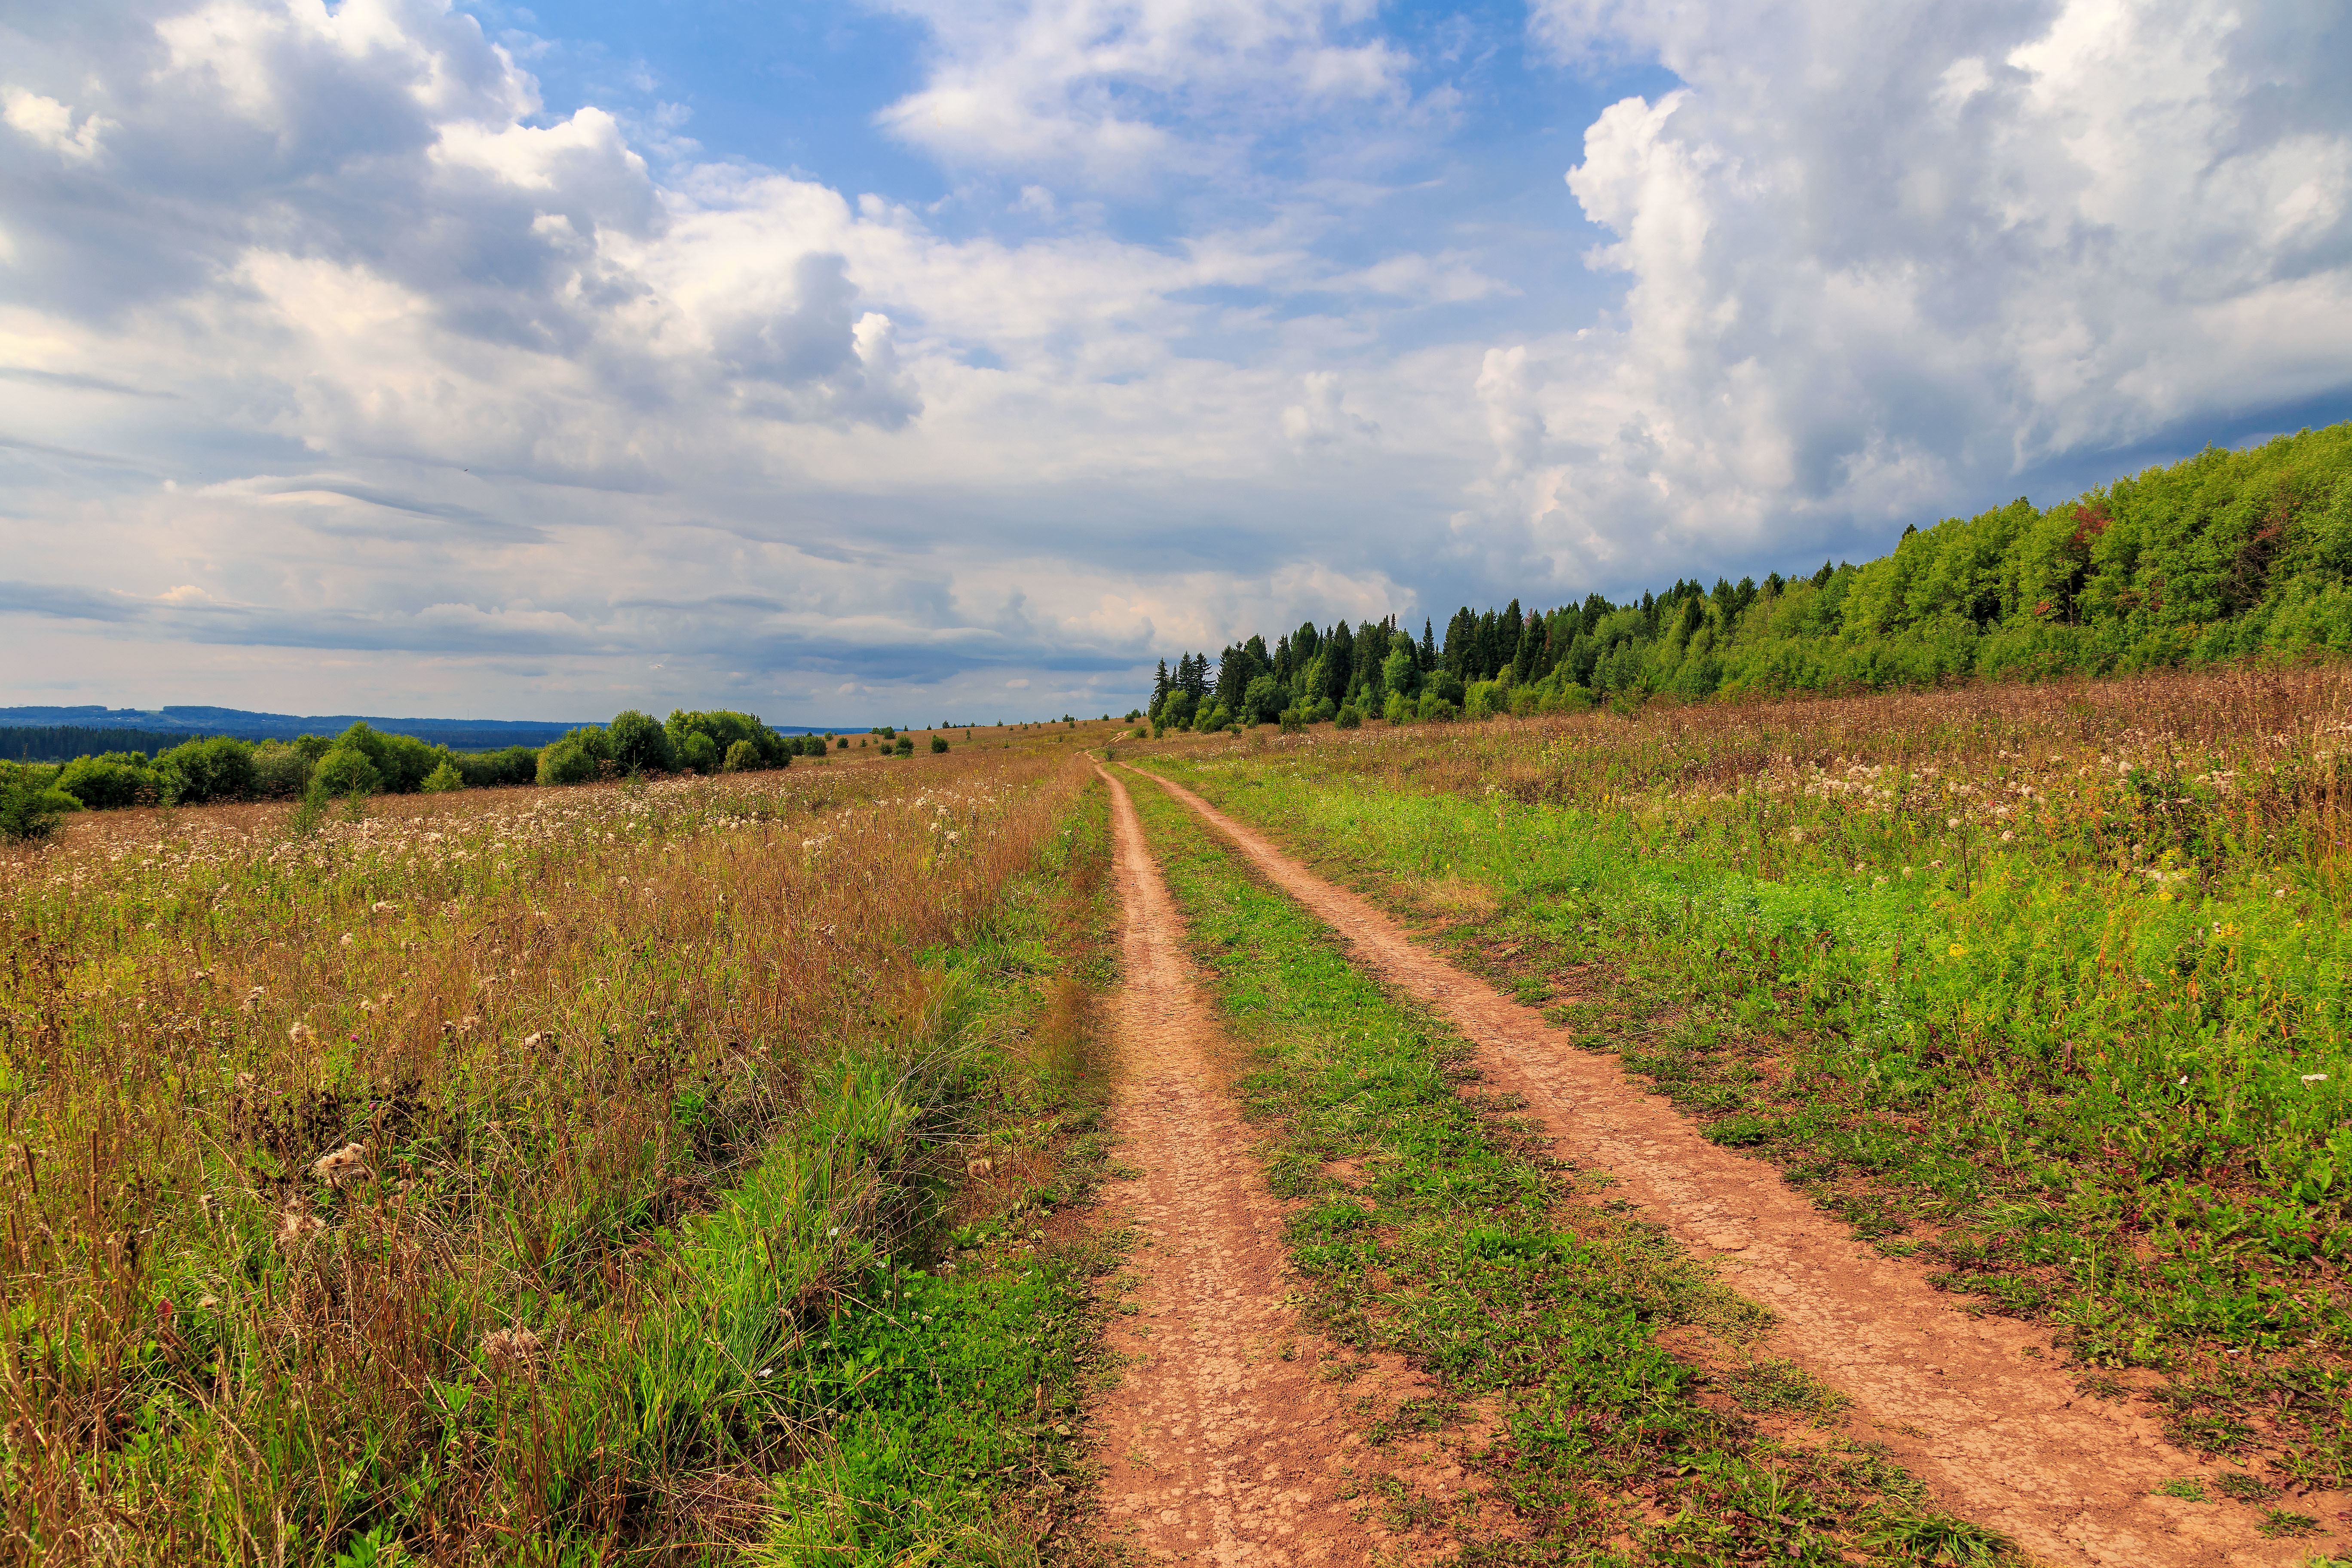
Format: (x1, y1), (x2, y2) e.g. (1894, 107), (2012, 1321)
(1142, 689), (2352, 1489)
(1129, 774), (2014, 1565)
(0, 765), (1123, 1564)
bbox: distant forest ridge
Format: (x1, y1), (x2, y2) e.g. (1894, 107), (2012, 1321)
(1148, 422), (2352, 731)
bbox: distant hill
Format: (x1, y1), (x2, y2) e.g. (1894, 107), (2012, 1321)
(0, 705), (835, 759)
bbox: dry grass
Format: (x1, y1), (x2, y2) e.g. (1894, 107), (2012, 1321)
(0, 750), (1091, 1562)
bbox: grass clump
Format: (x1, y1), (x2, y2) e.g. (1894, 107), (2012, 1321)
(1129, 774), (2014, 1564)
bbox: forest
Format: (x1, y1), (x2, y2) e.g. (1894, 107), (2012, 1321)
(1149, 422), (2352, 732)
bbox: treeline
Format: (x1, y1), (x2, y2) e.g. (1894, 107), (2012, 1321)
(1150, 421), (2352, 731)
(0, 709), (839, 829)
(0, 725), (218, 763)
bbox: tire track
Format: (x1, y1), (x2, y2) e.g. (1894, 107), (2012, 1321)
(1127, 763), (2347, 1568)
(1086, 765), (1455, 1564)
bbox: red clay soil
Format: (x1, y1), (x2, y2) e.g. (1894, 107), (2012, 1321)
(1086, 766), (1471, 1564)
(1131, 765), (2350, 1568)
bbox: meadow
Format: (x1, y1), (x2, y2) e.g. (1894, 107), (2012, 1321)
(1139, 666), (2352, 1510)
(0, 744), (1120, 1565)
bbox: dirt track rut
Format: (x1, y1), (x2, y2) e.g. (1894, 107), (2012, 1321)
(1130, 763), (2348, 1568)
(1087, 766), (1459, 1564)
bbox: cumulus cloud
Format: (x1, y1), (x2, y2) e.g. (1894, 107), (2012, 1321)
(871, 0), (1412, 185)
(1492, 0), (2352, 583)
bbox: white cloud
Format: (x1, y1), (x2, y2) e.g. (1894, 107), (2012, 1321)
(871, 0), (1410, 185)
(1494, 0), (2352, 583)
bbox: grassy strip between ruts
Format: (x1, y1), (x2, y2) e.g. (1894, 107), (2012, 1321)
(1127, 772), (2015, 1567)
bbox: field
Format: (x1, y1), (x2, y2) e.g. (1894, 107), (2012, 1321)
(0, 736), (1124, 1564)
(7, 684), (2349, 1565)
(1136, 667), (2352, 1507)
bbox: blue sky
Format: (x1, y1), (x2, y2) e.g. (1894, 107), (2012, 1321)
(2, 0), (2348, 723)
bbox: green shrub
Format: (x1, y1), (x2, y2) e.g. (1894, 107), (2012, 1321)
(156, 736), (256, 804)
(929, 735), (948, 754)
(536, 738), (600, 786)
(310, 746), (384, 798)
(1279, 708), (1305, 735)
(454, 745), (538, 788)
(893, 737), (915, 757)
(679, 732), (720, 774)
(1335, 704), (1363, 730)
(609, 709), (675, 775)
(56, 751), (160, 810)
(420, 761), (465, 793)
(1310, 695), (1338, 723)
(0, 776), (80, 842)
(251, 741), (312, 798)
(722, 739), (760, 773)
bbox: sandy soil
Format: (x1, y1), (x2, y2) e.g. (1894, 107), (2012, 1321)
(1085, 766), (1472, 1564)
(1132, 764), (2349, 1568)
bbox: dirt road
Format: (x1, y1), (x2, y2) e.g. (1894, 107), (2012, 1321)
(1129, 763), (2346, 1568)
(1087, 765), (1460, 1563)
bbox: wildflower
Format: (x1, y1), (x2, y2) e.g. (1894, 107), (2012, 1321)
(827, 1226), (841, 1238)
(966, 1156), (994, 1178)
(311, 1142), (374, 1188)
(2303, 1074), (2330, 1084)
(1947, 944), (1966, 959)
(2000, 830), (2015, 842)
(1946, 816), (1961, 828)
(521, 1032), (543, 1048)
(2177, 1075), (2189, 1086)
(339, 933), (354, 947)
(276, 1203), (326, 1247)
(481, 1326), (544, 1373)
(288, 1020), (314, 1043)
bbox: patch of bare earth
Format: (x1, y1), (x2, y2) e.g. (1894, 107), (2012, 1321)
(1133, 766), (2350, 1568)
(1085, 767), (1472, 1565)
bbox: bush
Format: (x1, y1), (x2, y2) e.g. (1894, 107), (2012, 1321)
(1335, 704), (1363, 730)
(0, 775), (80, 842)
(835, 736), (848, 750)
(420, 761), (465, 793)
(609, 709), (675, 775)
(1311, 695), (1338, 723)
(1381, 692), (1409, 726)
(930, 735), (948, 753)
(536, 739), (600, 787)
(251, 741), (312, 799)
(722, 739), (760, 773)
(156, 736), (257, 804)
(455, 746), (539, 788)
(57, 752), (160, 810)
(1419, 695), (1459, 723)
(1278, 708), (1305, 735)
(893, 737), (915, 757)
(680, 732), (720, 774)
(311, 746), (384, 797)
